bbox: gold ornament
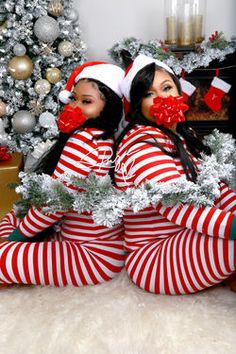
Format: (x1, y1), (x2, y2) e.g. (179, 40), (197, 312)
(8, 55), (34, 80)
(0, 101), (7, 117)
(58, 40), (74, 57)
(48, 0), (64, 17)
(46, 67), (62, 84)
(34, 79), (51, 95)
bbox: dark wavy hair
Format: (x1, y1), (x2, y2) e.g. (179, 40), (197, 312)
(44, 78), (123, 175)
(113, 63), (210, 183)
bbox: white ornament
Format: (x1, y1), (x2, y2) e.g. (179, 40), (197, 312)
(39, 111), (56, 128)
(58, 40), (74, 57)
(13, 43), (27, 56)
(34, 79), (51, 95)
(12, 110), (36, 134)
(34, 16), (60, 43)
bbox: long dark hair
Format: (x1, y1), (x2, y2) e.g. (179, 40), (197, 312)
(44, 79), (123, 175)
(114, 63), (210, 183)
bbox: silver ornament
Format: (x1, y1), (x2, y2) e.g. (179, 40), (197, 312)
(13, 43), (27, 56)
(34, 79), (51, 95)
(12, 110), (36, 134)
(67, 8), (79, 23)
(34, 16), (60, 43)
(58, 40), (74, 57)
(39, 111), (56, 128)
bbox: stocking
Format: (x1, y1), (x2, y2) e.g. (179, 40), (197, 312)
(179, 77), (196, 101)
(204, 76), (231, 112)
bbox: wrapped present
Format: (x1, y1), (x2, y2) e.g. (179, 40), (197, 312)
(0, 152), (23, 220)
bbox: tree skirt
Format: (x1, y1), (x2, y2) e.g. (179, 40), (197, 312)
(0, 270), (235, 354)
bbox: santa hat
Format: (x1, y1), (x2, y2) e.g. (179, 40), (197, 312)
(120, 54), (174, 102)
(59, 61), (124, 103)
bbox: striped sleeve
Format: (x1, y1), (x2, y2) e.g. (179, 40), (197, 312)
(119, 127), (236, 240)
(53, 129), (99, 180)
(17, 207), (64, 238)
(15, 130), (100, 239)
(156, 203), (236, 240)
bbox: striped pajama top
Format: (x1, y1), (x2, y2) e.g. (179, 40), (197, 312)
(114, 124), (236, 252)
(17, 127), (123, 241)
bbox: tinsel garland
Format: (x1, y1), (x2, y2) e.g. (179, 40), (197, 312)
(109, 33), (236, 75)
(14, 129), (236, 227)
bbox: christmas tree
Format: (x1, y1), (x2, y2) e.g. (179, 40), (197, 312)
(0, 0), (86, 169)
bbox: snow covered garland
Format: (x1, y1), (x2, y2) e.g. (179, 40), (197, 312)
(13, 129), (236, 227)
(109, 32), (236, 75)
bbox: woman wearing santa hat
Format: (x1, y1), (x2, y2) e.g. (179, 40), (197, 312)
(113, 54), (236, 295)
(0, 61), (126, 287)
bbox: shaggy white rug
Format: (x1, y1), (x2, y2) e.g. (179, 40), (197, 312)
(0, 270), (235, 354)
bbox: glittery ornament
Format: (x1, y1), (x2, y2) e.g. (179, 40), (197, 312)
(12, 110), (36, 134)
(8, 55), (34, 80)
(34, 79), (51, 95)
(34, 16), (60, 43)
(28, 100), (44, 116)
(58, 40), (74, 57)
(46, 67), (62, 84)
(0, 101), (7, 117)
(39, 111), (56, 128)
(13, 43), (27, 56)
(40, 44), (56, 56)
(48, 0), (64, 17)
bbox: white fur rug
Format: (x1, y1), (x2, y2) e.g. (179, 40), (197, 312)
(0, 270), (235, 354)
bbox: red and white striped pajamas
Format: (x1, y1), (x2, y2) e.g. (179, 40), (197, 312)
(115, 125), (236, 295)
(0, 128), (125, 286)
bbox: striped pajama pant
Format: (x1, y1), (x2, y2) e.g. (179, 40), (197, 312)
(125, 183), (236, 295)
(0, 214), (125, 287)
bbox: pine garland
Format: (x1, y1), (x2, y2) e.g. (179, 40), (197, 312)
(109, 32), (236, 75)
(14, 129), (236, 227)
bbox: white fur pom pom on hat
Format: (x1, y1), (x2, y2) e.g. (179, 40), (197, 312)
(59, 61), (125, 103)
(58, 90), (72, 104)
(120, 54), (174, 102)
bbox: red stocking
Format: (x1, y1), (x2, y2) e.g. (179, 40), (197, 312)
(179, 77), (196, 101)
(204, 76), (231, 112)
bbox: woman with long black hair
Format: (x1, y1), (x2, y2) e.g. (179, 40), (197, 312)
(114, 54), (236, 295)
(0, 62), (125, 287)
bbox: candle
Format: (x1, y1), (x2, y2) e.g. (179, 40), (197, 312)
(166, 16), (178, 44)
(178, 3), (193, 46)
(193, 14), (204, 43)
